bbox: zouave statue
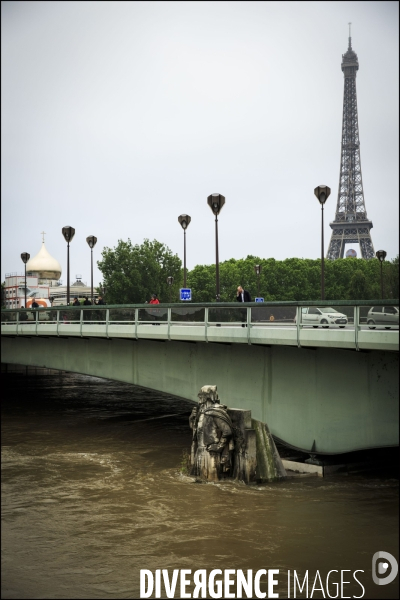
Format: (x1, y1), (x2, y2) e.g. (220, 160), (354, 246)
(189, 385), (287, 484)
(189, 385), (234, 482)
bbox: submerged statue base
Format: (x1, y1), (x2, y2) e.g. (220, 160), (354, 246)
(189, 385), (286, 484)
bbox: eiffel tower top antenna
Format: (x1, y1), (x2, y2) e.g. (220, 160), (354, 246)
(348, 22), (352, 49)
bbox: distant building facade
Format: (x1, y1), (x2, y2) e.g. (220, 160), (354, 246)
(50, 276), (100, 306)
(4, 273), (54, 308)
(4, 237), (99, 307)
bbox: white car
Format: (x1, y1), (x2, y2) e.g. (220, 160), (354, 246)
(300, 307), (348, 328)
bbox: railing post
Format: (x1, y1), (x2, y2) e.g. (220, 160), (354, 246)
(57, 310), (60, 336)
(16, 310), (19, 336)
(247, 306), (251, 345)
(354, 305), (359, 351)
(35, 310), (38, 336)
(80, 308), (83, 337)
(106, 309), (109, 339)
(205, 307), (209, 343)
(296, 306), (301, 348)
(135, 308), (138, 340)
(167, 307), (171, 341)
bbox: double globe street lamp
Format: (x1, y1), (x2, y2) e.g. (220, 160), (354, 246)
(20, 252), (30, 308)
(62, 226), (75, 305)
(314, 185), (331, 300)
(207, 193), (225, 302)
(86, 236), (98, 305)
(178, 215), (191, 288)
(376, 249), (387, 299)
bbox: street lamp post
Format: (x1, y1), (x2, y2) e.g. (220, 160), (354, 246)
(62, 226), (75, 305)
(20, 252), (30, 308)
(376, 250), (387, 299)
(178, 215), (191, 288)
(167, 276), (174, 302)
(254, 264), (262, 298)
(207, 193), (225, 302)
(314, 186), (331, 300)
(86, 236), (98, 304)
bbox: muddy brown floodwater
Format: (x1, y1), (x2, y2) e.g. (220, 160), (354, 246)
(1, 370), (399, 599)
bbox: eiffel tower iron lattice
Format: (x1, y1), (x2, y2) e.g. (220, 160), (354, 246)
(327, 28), (375, 260)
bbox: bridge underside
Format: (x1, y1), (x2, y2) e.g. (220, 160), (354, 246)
(2, 336), (398, 454)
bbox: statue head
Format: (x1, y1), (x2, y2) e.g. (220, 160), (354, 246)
(198, 385), (219, 405)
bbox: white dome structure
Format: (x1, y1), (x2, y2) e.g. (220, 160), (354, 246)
(26, 242), (62, 280)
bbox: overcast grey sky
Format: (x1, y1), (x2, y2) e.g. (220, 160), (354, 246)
(2, 1), (399, 287)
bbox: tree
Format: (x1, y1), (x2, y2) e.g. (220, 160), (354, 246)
(384, 255), (399, 299)
(347, 269), (371, 300)
(187, 264), (215, 302)
(97, 239), (182, 304)
(186, 256), (399, 303)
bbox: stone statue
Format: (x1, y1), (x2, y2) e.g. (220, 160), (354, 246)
(189, 385), (234, 482)
(189, 385), (287, 484)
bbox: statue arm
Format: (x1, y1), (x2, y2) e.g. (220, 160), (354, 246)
(189, 407), (198, 430)
(214, 416), (232, 438)
(206, 416), (232, 453)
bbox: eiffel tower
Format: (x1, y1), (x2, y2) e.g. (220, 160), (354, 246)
(327, 26), (375, 259)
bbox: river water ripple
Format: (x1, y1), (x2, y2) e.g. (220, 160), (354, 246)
(1, 371), (398, 599)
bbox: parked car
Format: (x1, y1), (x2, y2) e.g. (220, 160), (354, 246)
(367, 306), (399, 329)
(298, 307), (348, 328)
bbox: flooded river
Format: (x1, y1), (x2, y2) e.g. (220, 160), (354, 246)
(1, 369), (398, 599)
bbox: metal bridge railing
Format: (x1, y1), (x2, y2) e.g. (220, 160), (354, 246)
(2, 301), (399, 352)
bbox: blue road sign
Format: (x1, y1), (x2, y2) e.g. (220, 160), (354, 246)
(180, 288), (192, 301)
(255, 297), (264, 303)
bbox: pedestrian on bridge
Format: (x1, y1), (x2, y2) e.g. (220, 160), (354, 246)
(149, 294), (160, 325)
(19, 307), (28, 321)
(236, 285), (251, 327)
(83, 297), (92, 306)
(236, 286), (251, 302)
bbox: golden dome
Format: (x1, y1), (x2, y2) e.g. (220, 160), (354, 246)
(26, 242), (62, 280)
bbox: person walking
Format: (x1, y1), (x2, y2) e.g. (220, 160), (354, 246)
(149, 294), (159, 305)
(96, 296), (106, 305)
(83, 297), (92, 306)
(31, 299), (39, 308)
(72, 297), (80, 306)
(236, 285), (251, 327)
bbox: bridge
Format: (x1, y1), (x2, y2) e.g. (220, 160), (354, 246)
(2, 300), (398, 455)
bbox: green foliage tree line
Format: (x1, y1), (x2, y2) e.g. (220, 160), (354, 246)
(97, 238), (398, 304)
(187, 255), (399, 302)
(97, 239), (182, 304)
